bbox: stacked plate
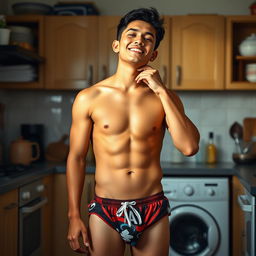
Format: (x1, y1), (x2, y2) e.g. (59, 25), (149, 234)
(0, 65), (37, 82)
(9, 26), (34, 50)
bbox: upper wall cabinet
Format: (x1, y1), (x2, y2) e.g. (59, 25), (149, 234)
(226, 16), (256, 90)
(171, 15), (225, 90)
(98, 16), (120, 81)
(151, 16), (170, 88)
(0, 15), (45, 89)
(45, 16), (98, 90)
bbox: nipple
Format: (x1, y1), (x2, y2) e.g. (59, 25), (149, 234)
(152, 126), (157, 131)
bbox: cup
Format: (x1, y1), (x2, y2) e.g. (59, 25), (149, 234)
(0, 28), (11, 45)
(246, 63), (256, 82)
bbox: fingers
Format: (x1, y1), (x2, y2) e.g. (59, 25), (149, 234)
(68, 231), (90, 254)
(81, 228), (90, 248)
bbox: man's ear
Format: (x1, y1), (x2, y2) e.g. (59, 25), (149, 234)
(150, 50), (158, 62)
(112, 40), (120, 53)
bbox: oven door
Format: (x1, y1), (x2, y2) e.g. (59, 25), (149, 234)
(19, 197), (48, 256)
(237, 190), (255, 256)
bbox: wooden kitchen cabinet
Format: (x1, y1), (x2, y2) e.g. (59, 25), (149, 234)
(45, 16), (98, 90)
(0, 15), (45, 89)
(232, 176), (246, 256)
(52, 173), (95, 256)
(0, 189), (18, 256)
(42, 174), (54, 256)
(171, 15), (225, 90)
(226, 16), (256, 90)
(98, 16), (120, 80)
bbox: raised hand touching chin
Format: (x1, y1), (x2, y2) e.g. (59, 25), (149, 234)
(135, 65), (166, 95)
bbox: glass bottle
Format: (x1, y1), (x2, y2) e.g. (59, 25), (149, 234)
(206, 132), (217, 164)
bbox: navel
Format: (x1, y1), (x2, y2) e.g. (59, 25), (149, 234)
(104, 124), (109, 129)
(127, 170), (134, 175)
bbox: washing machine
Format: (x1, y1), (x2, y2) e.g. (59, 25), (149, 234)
(162, 177), (230, 256)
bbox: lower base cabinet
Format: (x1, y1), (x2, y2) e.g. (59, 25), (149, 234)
(52, 173), (131, 256)
(0, 189), (18, 256)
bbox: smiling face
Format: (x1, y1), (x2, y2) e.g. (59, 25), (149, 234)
(112, 20), (158, 67)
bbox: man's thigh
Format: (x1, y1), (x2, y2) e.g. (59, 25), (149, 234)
(130, 216), (170, 256)
(89, 214), (126, 256)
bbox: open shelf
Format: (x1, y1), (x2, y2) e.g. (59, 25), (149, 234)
(0, 45), (44, 65)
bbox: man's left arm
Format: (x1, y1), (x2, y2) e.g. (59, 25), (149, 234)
(136, 66), (200, 156)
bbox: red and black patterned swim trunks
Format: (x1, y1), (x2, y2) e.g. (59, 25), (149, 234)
(88, 191), (171, 246)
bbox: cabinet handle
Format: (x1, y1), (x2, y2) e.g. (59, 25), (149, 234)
(162, 65), (167, 85)
(176, 65), (181, 86)
(4, 202), (18, 210)
(102, 65), (108, 80)
(237, 195), (252, 212)
(87, 65), (93, 85)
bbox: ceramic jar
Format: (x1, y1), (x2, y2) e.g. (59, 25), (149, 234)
(10, 137), (40, 165)
(239, 34), (256, 56)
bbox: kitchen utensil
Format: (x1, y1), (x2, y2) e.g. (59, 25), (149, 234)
(246, 63), (256, 82)
(229, 122), (243, 153)
(232, 153), (256, 165)
(45, 134), (69, 162)
(239, 33), (256, 56)
(10, 137), (40, 165)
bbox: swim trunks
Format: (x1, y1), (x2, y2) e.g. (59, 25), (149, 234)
(88, 191), (171, 246)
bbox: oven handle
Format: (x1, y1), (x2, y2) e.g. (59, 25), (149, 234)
(237, 195), (252, 212)
(21, 197), (48, 214)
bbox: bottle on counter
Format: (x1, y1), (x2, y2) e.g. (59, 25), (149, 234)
(206, 132), (217, 164)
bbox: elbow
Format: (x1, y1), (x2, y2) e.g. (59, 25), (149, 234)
(182, 144), (199, 157)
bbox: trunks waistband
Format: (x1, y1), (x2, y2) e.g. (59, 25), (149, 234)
(94, 191), (165, 206)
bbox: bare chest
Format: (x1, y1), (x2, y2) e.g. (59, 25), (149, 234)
(91, 89), (165, 136)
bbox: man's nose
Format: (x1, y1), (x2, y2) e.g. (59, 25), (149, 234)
(134, 36), (144, 45)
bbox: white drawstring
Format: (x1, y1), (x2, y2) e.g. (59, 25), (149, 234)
(116, 201), (142, 227)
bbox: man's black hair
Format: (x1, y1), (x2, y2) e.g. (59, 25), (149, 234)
(116, 7), (165, 50)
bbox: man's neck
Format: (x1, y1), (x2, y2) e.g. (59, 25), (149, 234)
(113, 61), (143, 91)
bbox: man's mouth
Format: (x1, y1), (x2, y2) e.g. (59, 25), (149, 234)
(128, 47), (144, 54)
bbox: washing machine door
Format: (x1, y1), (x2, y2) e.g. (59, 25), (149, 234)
(169, 205), (220, 256)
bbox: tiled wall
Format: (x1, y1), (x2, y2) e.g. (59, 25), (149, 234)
(0, 90), (255, 163)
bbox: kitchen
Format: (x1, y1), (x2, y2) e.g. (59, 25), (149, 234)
(0, 0), (256, 255)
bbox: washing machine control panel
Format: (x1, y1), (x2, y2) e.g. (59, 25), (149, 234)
(161, 177), (229, 201)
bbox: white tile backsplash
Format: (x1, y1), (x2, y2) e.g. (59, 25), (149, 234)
(0, 89), (255, 163)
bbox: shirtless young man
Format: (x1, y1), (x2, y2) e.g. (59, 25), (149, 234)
(67, 7), (200, 256)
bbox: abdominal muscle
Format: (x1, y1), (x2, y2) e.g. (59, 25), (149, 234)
(92, 128), (165, 200)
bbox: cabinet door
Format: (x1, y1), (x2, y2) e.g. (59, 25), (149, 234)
(45, 16), (98, 90)
(150, 16), (170, 89)
(42, 175), (53, 256)
(98, 16), (120, 80)
(53, 173), (95, 256)
(171, 15), (225, 90)
(0, 189), (18, 256)
(232, 176), (246, 256)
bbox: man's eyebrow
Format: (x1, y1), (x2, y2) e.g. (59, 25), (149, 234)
(126, 28), (155, 38)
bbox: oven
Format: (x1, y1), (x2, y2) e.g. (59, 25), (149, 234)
(237, 186), (255, 256)
(19, 178), (48, 256)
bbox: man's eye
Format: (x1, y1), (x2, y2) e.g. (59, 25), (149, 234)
(145, 38), (153, 42)
(128, 33), (136, 37)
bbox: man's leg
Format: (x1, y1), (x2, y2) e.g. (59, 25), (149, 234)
(89, 214), (126, 256)
(130, 216), (170, 256)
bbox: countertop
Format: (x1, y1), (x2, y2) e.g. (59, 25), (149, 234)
(0, 161), (256, 195)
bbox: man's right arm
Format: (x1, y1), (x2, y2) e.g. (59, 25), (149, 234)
(66, 89), (93, 253)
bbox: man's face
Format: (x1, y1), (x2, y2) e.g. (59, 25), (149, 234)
(113, 20), (157, 66)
